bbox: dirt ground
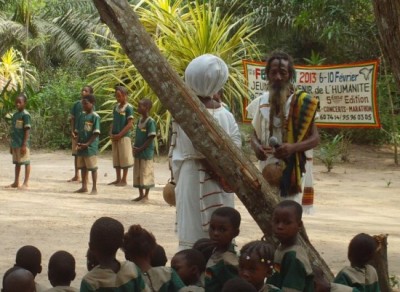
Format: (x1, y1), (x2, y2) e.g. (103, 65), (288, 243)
(0, 145), (399, 289)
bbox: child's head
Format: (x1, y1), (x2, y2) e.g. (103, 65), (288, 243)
(123, 224), (157, 262)
(86, 248), (99, 271)
(150, 244), (168, 267)
(81, 85), (94, 97)
(115, 85), (128, 103)
(239, 240), (275, 290)
(89, 217), (124, 259)
(221, 277), (257, 292)
(193, 238), (214, 263)
(48, 250), (76, 287)
(348, 233), (377, 268)
(138, 98), (153, 116)
(209, 207), (241, 250)
(82, 94), (96, 113)
(171, 249), (206, 286)
(15, 245), (42, 277)
(3, 268), (35, 292)
(15, 93), (27, 112)
(272, 200), (303, 246)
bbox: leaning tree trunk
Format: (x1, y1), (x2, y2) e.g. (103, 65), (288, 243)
(92, 0), (333, 279)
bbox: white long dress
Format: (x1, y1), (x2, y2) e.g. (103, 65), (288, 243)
(172, 107), (242, 250)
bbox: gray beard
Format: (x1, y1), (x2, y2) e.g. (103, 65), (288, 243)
(269, 83), (291, 111)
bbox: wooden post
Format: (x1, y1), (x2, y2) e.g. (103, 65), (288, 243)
(371, 234), (391, 292)
(92, 0), (333, 279)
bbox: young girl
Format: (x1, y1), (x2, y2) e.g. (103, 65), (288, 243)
(239, 240), (280, 292)
(123, 225), (185, 292)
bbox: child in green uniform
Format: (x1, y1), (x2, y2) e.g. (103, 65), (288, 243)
(46, 251), (78, 292)
(205, 207), (241, 292)
(334, 233), (380, 292)
(74, 95), (100, 195)
(267, 200), (314, 292)
(80, 217), (148, 291)
(8, 93), (31, 189)
(69, 85), (93, 182)
(109, 86), (134, 187)
(123, 224), (185, 292)
(15, 245), (48, 292)
(171, 249), (206, 290)
(132, 99), (156, 201)
(239, 240), (280, 292)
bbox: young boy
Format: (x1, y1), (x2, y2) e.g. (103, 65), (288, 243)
(46, 251), (77, 291)
(205, 207), (241, 292)
(109, 86), (134, 186)
(74, 94), (100, 195)
(69, 85), (93, 182)
(8, 93), (31, 189)
(15, 245), (48, 292)
(132, 99), (156, 201)
(334, 233), (380, 291)
(267, 200), (314, 291)
(171, 249), (206, 289)
(3, 268), (36, 292)
(80, 217), (147, 291)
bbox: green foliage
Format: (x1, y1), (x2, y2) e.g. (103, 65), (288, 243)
(316, 133), (343, 172)
(87, 0), (260, 149)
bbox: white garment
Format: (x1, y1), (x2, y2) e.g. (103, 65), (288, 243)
(246, 92), (303, 204)
(172, 107), (241, 250)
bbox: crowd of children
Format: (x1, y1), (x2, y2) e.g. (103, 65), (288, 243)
(2, 202), (381, 291)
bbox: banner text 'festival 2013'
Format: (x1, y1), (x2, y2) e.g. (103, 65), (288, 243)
(242, 60), (380, 128)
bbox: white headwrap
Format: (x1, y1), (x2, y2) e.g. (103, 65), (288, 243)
(184, 54), (229, 98)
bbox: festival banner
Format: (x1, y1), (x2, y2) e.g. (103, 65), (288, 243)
(242, 60), (380, 128)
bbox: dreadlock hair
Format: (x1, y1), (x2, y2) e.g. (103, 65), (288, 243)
(265, 51), (296, 82)
(239, 240), (275, 268)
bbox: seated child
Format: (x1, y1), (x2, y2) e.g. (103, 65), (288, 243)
(150, 244), (168, 267)
(123, 224), (185, 291)
(171, 249), (206, 287)
(239, 240), (280, 292)
(80, 217), (147, 291)
(267, 200), (314, 291)
(46, 250), (77, 291)
(334, 233), (380, 292)
(3, 267), (36, 292)
(193, 238), (214, 263)
(204, 207), (241, 292)
(222, 277), (257, 292)
(15, 245), (48, 292)
(313, 266), (359, 292)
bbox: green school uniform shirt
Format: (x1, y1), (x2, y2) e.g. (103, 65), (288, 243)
(204, 246), (239, 292)
(75, 111), (100, 157)
(134, 117), (156, 160)
(112, 103), (134, 137)
(70, 100), (96, 129)
(44, 286), (78, 292)
(11, 109), (31, 148)
(143, 266), (185, 292)
(80, 260), (149, 292)
(267, 238), (313, 292)
(334, 265), (380, 292)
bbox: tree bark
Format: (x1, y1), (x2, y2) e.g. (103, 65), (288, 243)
(92, 0), (333, 279)
(371, 234), (391, 292)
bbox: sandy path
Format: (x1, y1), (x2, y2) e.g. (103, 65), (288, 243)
(0, 146), (399, 289)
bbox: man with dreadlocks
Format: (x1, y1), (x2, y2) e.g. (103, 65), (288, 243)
(247, 51), (319, 211)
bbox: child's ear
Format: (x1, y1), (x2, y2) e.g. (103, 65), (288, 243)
(38, 265), (42, 274)
(71, 271), (76, 281)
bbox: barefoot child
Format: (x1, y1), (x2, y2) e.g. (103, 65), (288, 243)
(80, 217), (147, 291)
(205, 207), (241, 292)
(109, 86), (134, 186)
(46, 251), (78, 291)
(334, 233), (380, 292)
(69, 85), (93, 182)
(268, 200), (314, 291)
(74, 94), (100, 195)
(239, 240), (280, 292)
(8, 93), (31, 189)
(132, 99), (156, 201)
